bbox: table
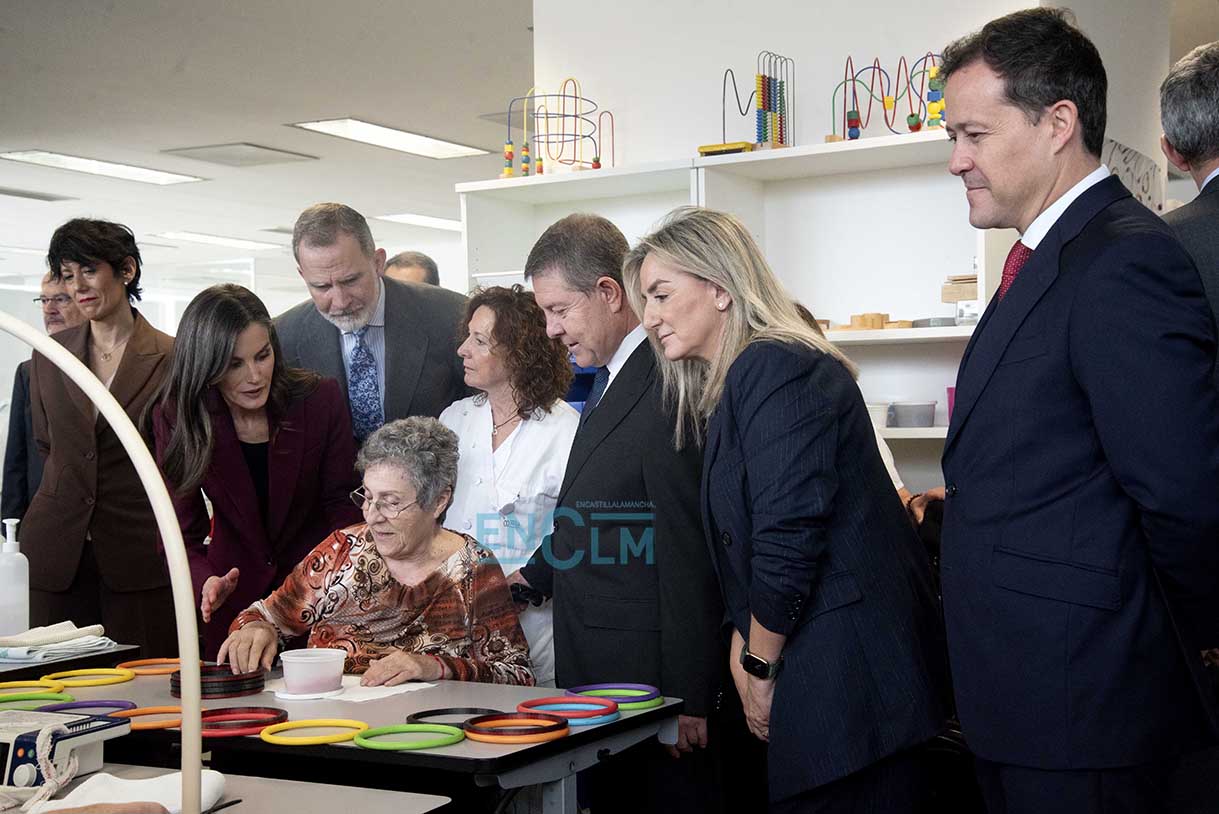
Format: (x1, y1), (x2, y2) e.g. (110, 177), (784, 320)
(48, 762), (448, 813)
(0, 644), (141, 683)
(66, 672), (682, 814)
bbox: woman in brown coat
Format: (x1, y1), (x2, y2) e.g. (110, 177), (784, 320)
(25, 218), (177, 656)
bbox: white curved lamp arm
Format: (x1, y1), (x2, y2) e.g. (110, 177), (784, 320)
(0, 312), (202, 814)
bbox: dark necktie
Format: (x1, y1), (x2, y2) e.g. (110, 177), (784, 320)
(997, 241), (1033, 302)
(579, 366), (610, 428)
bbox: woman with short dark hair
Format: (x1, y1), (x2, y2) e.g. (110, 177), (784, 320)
(150, 284), (361, 658)
(440, 285), (577, 686)
(25, 218), (177, 655)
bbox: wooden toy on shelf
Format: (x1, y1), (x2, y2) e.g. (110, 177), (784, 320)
(500, 78), (615, 178)
(700, 51), (795, 156)
(827, 52), (942, 141)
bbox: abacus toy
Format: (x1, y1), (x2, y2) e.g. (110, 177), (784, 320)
(500, 77), (615, 178)
(700, 50), (796, 157)
(827, 52), (942, 142)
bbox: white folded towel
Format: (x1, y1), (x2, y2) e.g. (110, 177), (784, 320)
(0, 622), (106, 648)
(0, 636), (117, 665)
(30, 770), (226, 814)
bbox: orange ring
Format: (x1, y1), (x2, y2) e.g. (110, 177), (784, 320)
(464, 726), (569, 744)
(110, 705), (203, 730)
(116, 658), (197, 676)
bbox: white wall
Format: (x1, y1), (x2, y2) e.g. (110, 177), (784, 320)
(534, 0), (1170, 169)
(533, 0), (1022, 165)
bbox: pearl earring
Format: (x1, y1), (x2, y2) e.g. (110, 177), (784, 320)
(716, 301), (727, 311)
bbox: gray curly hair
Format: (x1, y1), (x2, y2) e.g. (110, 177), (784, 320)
(356, 417), (460, 512)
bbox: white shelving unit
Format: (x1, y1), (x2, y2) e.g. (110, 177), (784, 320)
(880, 426), (949, 440)
(457, 135), (1014, 488)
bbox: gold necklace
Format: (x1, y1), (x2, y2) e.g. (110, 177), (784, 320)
(95, 335), (131, 363)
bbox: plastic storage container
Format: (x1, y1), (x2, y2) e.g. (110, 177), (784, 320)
(280, 648), (345, 694)
(887, 402), (937, 427)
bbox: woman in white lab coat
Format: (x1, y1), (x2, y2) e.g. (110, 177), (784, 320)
(440, 285), (579, 686)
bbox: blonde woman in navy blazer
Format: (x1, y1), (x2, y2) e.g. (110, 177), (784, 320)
(151, 285), (361, 657)
(624, 207), (947, 813)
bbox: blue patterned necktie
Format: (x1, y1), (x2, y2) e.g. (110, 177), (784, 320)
(579, 366), (610, 429)
(348, 326), (383, 440)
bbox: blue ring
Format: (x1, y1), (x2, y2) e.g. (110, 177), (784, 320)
(568, 711), (620, 726)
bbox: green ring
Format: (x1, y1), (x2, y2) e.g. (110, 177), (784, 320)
(616, 696), (665, 710)
(353, 723), (465, 751)
(0, 692), (74, 709)
(577, 689), (650, 698)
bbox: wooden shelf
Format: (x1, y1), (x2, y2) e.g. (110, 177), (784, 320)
(694, 129), (951, 182)
(825, 325), (974, 345)
(879, 426), (948, 439)
(455, 159), (693, 204)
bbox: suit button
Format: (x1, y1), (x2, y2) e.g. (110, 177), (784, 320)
(266, 559), (274, 566)
(946, 484), (958, 498)
(84, 497), (95, 506)
(721, 532), (731, 547)
(85, 451), (95, 460)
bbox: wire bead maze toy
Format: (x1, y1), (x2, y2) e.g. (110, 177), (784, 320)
(700, 51), (795, 157)
(500, 77), (615, 178)
(825, 52), (942, 142)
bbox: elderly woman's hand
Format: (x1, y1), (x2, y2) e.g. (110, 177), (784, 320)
(216, 621), (278, 674)
(200, 567), (240, 623)
(361, 650), (445, 686)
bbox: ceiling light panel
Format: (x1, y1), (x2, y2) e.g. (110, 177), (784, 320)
(0, 245), (45, 255)
(290, 118), (488, 159)
(163, 142), (317, 167)
(374, 213), (463, 232)
(0, 186), (76, 202)
(155, 232), (282, 251)
(0, 151), (203, 185)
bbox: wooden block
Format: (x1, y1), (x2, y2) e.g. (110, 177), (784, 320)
(883, 320), (914, 329)
(942, 282), (979, 303)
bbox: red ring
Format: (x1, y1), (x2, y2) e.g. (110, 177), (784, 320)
(517, 695), (619, 718)
(202, 724), (274, 738)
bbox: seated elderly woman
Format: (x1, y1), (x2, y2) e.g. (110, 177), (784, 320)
(217, 416), (534, 686)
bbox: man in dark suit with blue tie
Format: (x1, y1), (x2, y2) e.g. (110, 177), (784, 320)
(940, 10), (1219, 812)
(275, 203), (467, 441)
(509, 213), (724, 813)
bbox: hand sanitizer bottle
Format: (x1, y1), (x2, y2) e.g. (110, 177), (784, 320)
(0, 518), (29, 636)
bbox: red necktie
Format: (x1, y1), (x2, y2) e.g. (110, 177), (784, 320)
(997, 241), (1033, 301)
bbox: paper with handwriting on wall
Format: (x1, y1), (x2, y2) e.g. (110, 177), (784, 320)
(265, 674), (435, 702)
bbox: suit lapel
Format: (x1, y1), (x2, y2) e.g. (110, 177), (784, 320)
(382, 279), (427, 419)
(305, 309), (347, 399)
(98, 312), (162, 434)
(945, 176), (1131, 456)
(557, 342), (654, 506)
(205, 394), (265, 537)
(58, 324), (94, 424)
(700, 407), (725, 584)
(266, 403), (305, 547)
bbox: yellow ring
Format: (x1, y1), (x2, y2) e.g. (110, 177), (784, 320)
(41, 668), (136, 688)
(0, 679), (66, 694)
(260, 719), (369, 746)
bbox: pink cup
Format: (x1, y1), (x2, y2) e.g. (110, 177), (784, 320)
(947, 386), (957, 420)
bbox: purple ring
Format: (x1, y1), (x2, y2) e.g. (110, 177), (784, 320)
(38, 699), (138, 713)
(565, 683), (661, 703)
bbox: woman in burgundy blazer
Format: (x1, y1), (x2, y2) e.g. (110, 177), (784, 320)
(151, 285), (361, 656)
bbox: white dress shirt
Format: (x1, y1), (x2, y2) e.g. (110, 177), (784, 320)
(1202, 165), (1219, 194)
(602, 324), (648, 393)
(439, 396), (580, 685)
(339, 279), (387, 408)
(1020, 165), (1111, 249)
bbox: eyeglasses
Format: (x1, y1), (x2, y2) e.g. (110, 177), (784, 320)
(350, 487), (417, 519)
(33, 295), (73, 307)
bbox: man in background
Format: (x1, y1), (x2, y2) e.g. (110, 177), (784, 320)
(384, 250), (440, 286)
(1161, 40), (1219, 382)
(2, 272), (84, 519)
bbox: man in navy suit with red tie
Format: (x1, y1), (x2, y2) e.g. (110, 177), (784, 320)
(940, 9), (1219, 813)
